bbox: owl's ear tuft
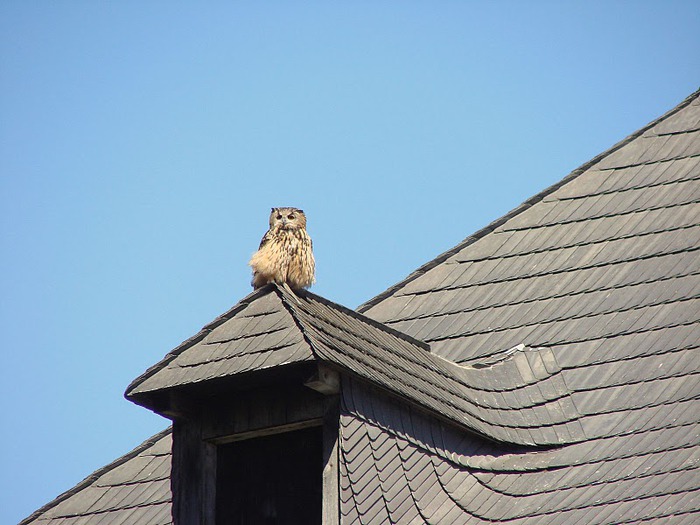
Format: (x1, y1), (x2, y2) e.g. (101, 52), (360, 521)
(296, 208), (304, 214)
(271, 207), (276, 213)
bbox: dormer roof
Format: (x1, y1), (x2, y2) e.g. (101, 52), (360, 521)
(125, 285), (316, 399)
(126, 283), (585, 446)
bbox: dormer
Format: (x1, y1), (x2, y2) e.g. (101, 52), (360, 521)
(126, 283), (581, 524)
(126, 285), (342, 524)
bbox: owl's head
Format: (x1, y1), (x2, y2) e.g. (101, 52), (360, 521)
(269, 207), (307, 230)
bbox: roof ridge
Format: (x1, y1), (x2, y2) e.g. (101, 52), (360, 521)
(356, 88), (700, 314)
(279, 284), (431, 352)
(18, 427), (172, 525)
(273, 285), (326, 361)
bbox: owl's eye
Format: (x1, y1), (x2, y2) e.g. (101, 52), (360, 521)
(288, 214), (295, 220)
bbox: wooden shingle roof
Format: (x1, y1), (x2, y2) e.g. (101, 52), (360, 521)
(22, 89), (700, 524)
(359, 91), (700, 366)
(344, 89), (700, 523)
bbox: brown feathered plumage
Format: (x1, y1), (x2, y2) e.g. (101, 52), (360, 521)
(249, 207), (315, 291)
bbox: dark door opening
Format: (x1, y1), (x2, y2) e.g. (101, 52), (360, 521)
(216, 425), (323, 525)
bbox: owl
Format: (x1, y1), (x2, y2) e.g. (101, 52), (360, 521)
(249, 207), (315, 291)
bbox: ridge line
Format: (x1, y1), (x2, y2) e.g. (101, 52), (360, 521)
(357, 89), (700, 314)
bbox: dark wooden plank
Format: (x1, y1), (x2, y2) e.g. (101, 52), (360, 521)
(201, 383), (326, 443)
(172, 420), (216, 525)
(322, 396), (340, 525)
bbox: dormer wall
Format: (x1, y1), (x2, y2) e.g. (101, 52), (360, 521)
(167, 363), (340, 525)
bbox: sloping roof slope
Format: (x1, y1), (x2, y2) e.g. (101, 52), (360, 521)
(360, 90), (700, 365)
(20, 429), (172, 525)
(347, 89), (700, 522)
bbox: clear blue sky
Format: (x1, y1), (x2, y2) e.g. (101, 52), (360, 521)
(1, 2), (697, 523)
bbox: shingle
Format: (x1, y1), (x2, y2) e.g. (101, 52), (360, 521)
(653, 102), (700, 134)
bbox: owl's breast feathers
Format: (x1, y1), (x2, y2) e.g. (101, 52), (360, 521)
(249, 227), (315, 290)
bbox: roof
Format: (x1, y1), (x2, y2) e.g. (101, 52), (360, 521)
(22, 89), (700, 524)
(127, 283), (586, 446)
(20, 429), (172, 525)
(344, 89), (700, 522)
(359, 91), (700, 366)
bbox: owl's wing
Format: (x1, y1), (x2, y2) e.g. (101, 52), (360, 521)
(258, 229), (274, 250)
